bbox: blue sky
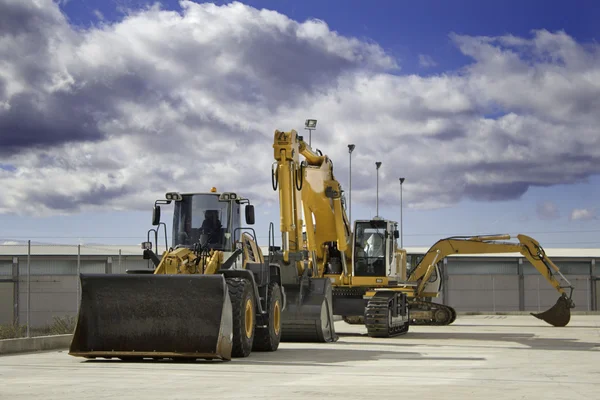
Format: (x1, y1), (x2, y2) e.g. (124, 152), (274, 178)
(1, 0), (599, 250)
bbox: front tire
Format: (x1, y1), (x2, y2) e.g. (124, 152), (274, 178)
(253, 282), (282, 352)
(226, 277), (255, 358)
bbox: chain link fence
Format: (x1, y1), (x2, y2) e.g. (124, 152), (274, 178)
(0, 241), (148, 339)
(1, 242), (598, 339)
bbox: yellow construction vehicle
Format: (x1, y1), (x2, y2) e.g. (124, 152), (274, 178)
(269, 129), (575, 338)
(270, 129), (410, 339)
(401, 234), (575, 327)
(69, 189), (285, 361)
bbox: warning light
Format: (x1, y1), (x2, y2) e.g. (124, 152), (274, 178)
(210, 187), (217, 192)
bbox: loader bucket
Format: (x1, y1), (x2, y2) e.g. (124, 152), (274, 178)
(69, 273), (233, 361)
(530, 295), (574, 327)
(280, 277), (338, 343)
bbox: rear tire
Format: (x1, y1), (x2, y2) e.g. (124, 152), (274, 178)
(226, 277), (255, 358)
(253, 282), (282, 352)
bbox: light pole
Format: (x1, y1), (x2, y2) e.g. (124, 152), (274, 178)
(375, 162), (382, 217)
(399, 177), (405, 248)
(305, 119), (317, 146)
(348, 144), (355, 223)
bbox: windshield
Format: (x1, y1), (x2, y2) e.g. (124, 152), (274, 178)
(353, 220), (387, 277)
(171, 194), (235, 250)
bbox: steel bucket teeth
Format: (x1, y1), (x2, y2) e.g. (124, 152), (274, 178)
(530, 295), (574, 327)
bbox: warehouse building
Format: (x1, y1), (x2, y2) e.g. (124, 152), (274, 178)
(1, 244), (598, 328)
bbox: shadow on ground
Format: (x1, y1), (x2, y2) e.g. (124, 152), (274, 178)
(336, 330), (600, 351)
(81, 346), (486, 366)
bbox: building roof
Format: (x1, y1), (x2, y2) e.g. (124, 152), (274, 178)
(1, 244), (599, 259)
(0, 244), (143, 257)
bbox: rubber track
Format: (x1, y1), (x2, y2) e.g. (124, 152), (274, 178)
(408, 300), (456, 326)
(364, 297), (409, 338)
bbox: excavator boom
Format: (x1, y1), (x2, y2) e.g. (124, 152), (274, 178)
(407, 234), (576, 327)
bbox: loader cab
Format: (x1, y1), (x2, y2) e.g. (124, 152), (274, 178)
(352, 219), (399, 278)
(168, 191), (254, 251)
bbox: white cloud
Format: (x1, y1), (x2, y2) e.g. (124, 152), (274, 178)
(0, 1), (600, 217)
(418, 54), (437, 68)
(569, 208), (597, 221)
(537, 201), (560, 220)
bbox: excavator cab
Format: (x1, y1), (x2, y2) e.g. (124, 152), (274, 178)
(353, 219), (397, 278)
(351, 219), (404, 281)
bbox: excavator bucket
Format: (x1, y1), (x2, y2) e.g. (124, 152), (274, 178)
(280, 277), (338, 343)
(69, 273), (233, 361)
(530, 295), (574, 327)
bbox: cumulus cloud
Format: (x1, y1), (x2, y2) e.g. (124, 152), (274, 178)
(569, 208), (597, 221)
(0, 0), (600, 217)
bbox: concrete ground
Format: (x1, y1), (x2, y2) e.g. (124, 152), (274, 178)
(1, 315), (599, 400)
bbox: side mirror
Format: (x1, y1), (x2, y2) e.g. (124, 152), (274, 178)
(152, 206), (161, 226)
(245, 204), (255, 225)
(394, 230), (399, 239)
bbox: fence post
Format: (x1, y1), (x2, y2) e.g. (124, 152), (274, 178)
(119, 249), (122, 271)
(492, 275), (496, 312)
(77, 244), (81, 313)
(27, 240), (30, 338)
(587, 276), (590, 311)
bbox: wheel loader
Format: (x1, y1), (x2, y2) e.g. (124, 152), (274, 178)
(269, 129), (575, 338)
(69, 189), (286, 361)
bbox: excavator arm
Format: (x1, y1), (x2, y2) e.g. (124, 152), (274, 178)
(272, 129), (352, 277)
(407, 234), (575, 326)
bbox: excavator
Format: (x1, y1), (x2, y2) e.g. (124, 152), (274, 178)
(343, 234), (576, 327)
(69, 188), (286, 361)
(269, 129), (576, 338)
(270, 129), (410, 339)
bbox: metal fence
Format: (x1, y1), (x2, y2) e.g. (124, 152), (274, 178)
(1, 242), (598, 336)
(0, 241), (148, 336)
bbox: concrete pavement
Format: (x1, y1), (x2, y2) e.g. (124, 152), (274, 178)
(0, 315), (599, 400)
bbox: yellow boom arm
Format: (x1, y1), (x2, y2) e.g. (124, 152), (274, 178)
(272, 129), (352, 278)
(408, 234), (575, 300)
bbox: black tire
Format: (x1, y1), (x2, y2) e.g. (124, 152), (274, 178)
(226, 277), (256, 358)
(253, 282), (283, 352)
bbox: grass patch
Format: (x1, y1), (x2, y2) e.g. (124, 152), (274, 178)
(0, 323), (26, 340)
(0, 315), (76, 339)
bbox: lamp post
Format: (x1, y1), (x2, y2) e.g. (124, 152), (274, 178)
(348, 144), (355, 223)
(399, 177), (405, 248)
(375, 162), (382, 217)
(305, 119), (317, 146)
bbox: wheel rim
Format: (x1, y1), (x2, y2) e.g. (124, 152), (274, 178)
(273, 301), (281, 335)
(245, 299), (253, 338)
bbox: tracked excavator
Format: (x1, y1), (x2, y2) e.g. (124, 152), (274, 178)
(400, 234), (576, 327)
(69, 189), (285, 361)
(270, 129), (410, 339)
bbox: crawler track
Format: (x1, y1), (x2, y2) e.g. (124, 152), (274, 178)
(364, 296), (409, 337)
(408, 300), (457, 325)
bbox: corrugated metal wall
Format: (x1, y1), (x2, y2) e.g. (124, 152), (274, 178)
(0, 252), (597, 329)
(0, 282), (13, 325)
(18, 275), (79, 328)
(0, 260), (12, 276)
